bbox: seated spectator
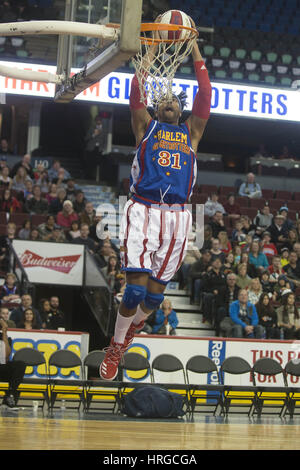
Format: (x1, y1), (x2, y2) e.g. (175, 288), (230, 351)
(10, 153), (34, 180)
(286, 229), (298, 252)
(218, 231), (232, 255)
(222, 252), (235, 275)
(10, 294), (43, 329)
(223, 193), (241, 221)
(268, 255), (286, 282)
(0, 188), (22, 213)
(238, 173), (262, 199)
(273, 275), (293, 303)
(46, 296), (66, 330)
(261, 231), (278, 259)
(11, 166), (32, 193)
(228, 289), (265, 338)
(48, 159), (71, 182)
(201, 257), (227, 324)
(202, 224), (213, 251)
(65, 178), (79, 202)
(295, 219), (300, 242)
(233, 245), (242, 266)
(79, 201), (96, 227)
(23, 179), (33, 201)
(0, 273), (21, 305)
(204, 193), (225, 217)
(188, 249), (212, 304)
(267, 213), (289, 248)
(231, 219), (246, 244)
(0, 165), (12, 189)
(57, 200), (78, 229)
(30, 228), (40, 241)
(210, 238), (226, 263)
(25, 184), (49, 214)
(66, 220), (81, 241)
(248, 240), (269, 273)
(46, 183), (58, 205)
(247, 277), (263, 305)
(49, 187), (67, 215)
(95, 240), (117, 268)
(208, 210), (226, 238)
(101, 255), (124, 294)
(151, 299), (179, 335)
(37, 215), (57, 241)
(293, 242), (300, 261)
(236, 263), (252, 289)
(35, 168), (49, 194)
(38, 298), (51, 329)
(253, 204), (273, 231)
(54, 167), (69, 190)
(239, 252), (258, 278)
(240, 215), (255, 237)
(0, 307), (16, 328)
(179, 231), (201, 289)
(216, 272), (239, 337)
(260, 270), (274, 295)
(0, 138), (13, 156)
(48, 226), (66, 243)
(253, 143), (270, 159)
(72, 223), (96, 253)
(0, 222), (17, 271)
(73, 190), (87, 215)
(279, 206), (294, 232)
(276, 292), (300, 339)
(17, 308), (39, 330)
(256, 293), (280, 339)
(283, 251), (300, 288)
(278, 144), (293, 160)
(280, 247), (290, 268)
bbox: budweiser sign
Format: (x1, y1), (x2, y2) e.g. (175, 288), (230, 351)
(19, 250), (81, 274)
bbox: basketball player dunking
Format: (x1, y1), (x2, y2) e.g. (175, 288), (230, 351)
(100, 17), (212, 380)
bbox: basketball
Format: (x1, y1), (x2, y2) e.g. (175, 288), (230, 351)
(158, 10), (192, 41)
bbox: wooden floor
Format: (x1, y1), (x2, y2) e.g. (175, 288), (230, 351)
(1, 411), (300, 450)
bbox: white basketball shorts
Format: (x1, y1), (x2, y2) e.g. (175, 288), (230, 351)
(119, 199), (192, 285)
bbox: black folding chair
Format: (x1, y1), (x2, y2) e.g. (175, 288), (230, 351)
(283, 360), (300, 418)
(48, 349), (85, 412)
(251, 358), (288, 417)
(151, 354), (189, 412)
(220, 356), (256, 416)
(186, 355), (224, 417)
(119, 352), (152, 406)
(13, 347), (49, 410)
(83, 350), (121, 413)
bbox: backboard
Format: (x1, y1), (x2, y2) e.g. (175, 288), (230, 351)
(54, 0), (143, 103)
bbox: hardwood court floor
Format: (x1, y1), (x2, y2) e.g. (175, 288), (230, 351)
(1, 411), (300, 450)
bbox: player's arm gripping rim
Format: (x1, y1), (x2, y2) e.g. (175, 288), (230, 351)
(185, 17), (212, 154)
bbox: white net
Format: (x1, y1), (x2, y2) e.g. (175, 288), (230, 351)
(131, 24), (198, 108)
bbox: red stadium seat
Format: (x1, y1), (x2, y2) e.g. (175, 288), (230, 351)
(219, 186), (236, 196)
(294, 192), (300, 201)
(268, 200), (286, 212)
(31, 214), (48, 227)
(200, 184), (218, 194)
(249, 199), (267, 209)
(236, 196), (249, 207)
(0, 224), (7, 235)
(262, 189), (274, 199)
(0, 212), (8, 224)
(240, 207), (257, 219)
(286, 201), (300, 212)
(9, 213), (30, 226)
(275, 190), (292, 201)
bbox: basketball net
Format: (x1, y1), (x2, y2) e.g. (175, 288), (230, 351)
(131, 23), (198, 108)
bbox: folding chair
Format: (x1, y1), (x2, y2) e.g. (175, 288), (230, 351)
(282, 360), (300, 418)
(151, 354), (189, 411)
(13, 347), (49, 410)
(220, 356), (256, 416)
(119, 353), (152, 406)
(186, 355), (224, 417)
(250, 358), (288, 417)
(48, 349), (85, 412)
(83, 350), (121, 413)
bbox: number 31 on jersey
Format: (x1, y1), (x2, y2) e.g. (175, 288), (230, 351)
(157, 151), (182, 170)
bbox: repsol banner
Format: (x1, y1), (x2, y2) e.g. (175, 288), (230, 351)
(0, 61), (298, 122)
(9, 329), (89, 379)
(127, 336), (300, 387)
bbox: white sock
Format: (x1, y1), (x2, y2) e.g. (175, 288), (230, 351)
(133, 304), (150, 326)
(114, 311), (135, 344)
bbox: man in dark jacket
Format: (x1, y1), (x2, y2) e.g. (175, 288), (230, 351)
(201, 257), (227, 324)
(188, 249), (212, 304)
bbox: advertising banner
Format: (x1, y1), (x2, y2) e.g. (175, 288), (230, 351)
(12, 240), (84, 286)
(9, 328), (89, 380)
(1, 60), (299, 122)
(127, 335), (300, 387)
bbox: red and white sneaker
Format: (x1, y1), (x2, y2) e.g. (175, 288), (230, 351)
(99, 338), (127, 381)
(124, 320), (145, 350)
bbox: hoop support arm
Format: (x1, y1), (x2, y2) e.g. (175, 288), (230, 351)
(0, 20), (119, 41)
(0, 62), (63, 84)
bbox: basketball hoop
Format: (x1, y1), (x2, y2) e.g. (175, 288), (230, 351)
(130, 22), (199, 107)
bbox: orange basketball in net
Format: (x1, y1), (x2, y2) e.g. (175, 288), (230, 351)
(158, 10), (192, 41)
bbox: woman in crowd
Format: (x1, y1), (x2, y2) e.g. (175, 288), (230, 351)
(276, 292), (300, 339)
(11, 166), (32, 192)
(236, 262), (252, 289)
(0, 188), (22, 213)
(249, 240), (269, 273)
(49, 187), (67, 215)
(18, 219), (31, 240)
(56, 200), (78, 229)
(247, 277), (263, 305)
(0, 272), (21, 305)
(218, 231), (232, 255)
(46, 183), (58, 205)
(101, 255), (124, 294)
(0, 165), (12, 189)
(17, 308), (39, 330)
(151, 298), (179, 336)
(38, 298), (51, 328)
(66, 220), (81, 241)
(256, 292), (280, 339)
(238, 252), (258, 278)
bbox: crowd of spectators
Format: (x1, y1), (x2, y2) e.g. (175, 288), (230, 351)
(0, 144), (125, 332)
(182, 172), (300, 340)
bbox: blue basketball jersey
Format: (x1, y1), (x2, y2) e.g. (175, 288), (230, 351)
(130, 120), (197, 206)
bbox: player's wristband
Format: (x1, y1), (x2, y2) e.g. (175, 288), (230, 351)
(130, 74), (147, 110)
(192, 60), (212, 120)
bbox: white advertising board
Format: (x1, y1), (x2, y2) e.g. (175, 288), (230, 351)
(12, 240), (84, 286)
